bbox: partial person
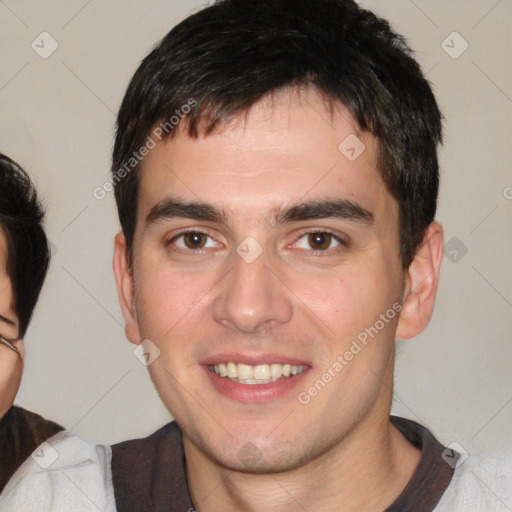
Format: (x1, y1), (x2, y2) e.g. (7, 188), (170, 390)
(1, 0), (511, 510)
(0, 154), (63, 492)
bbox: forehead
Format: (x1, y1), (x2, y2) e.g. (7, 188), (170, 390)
(137, 87), (393, 221)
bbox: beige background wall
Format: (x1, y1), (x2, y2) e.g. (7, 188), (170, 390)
(1, 0), (511, 455)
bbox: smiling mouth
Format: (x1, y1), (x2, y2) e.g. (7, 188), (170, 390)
(208, 362), (307, 384)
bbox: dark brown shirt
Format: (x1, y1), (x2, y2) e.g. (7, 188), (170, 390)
(0, 405), (64, 492)
(111, 415), (455, 512)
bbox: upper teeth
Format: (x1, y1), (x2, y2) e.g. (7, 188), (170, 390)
(210, 363), (306, 382)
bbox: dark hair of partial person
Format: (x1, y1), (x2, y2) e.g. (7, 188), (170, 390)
(0, 154), (50, 338)
(112, 0), (442, 268)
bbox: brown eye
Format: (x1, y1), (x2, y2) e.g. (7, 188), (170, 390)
(307, 232), (333, 250)
(183, 232), (208, 249)
(168, 231), (220, 252)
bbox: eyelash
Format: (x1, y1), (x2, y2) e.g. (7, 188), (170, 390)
(292, 229), (348, 254)
(165, 228), (348, 255)
(165, 229), (220, 252)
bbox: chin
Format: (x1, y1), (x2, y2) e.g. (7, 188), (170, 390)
(187, 425), (313, 474)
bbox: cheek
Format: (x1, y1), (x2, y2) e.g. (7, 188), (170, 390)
(0, 282), (16, 334)
(288, 263), (400, 353)
(134, 259), (215, 341)
(294, 264), (377, 317)
(0, 350), (22, 416)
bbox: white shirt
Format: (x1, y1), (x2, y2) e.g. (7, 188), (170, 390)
(0, 430), (511, 511)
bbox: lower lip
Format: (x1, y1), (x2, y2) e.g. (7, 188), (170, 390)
(204, 366), (310, 403)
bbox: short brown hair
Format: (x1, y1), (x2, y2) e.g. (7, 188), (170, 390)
(112, 0), (442, 267)
(0, 154), (50, 337)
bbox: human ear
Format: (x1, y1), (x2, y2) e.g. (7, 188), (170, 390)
(113, 232), (142, 345)
(396, 222), (444, 339)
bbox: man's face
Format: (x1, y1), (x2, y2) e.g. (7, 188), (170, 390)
(120, 88), (407, 472)
(0, 227), (23, 418)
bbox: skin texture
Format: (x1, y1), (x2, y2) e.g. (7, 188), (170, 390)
(0, 227), (24, 419)
(114, 87), (443, 511)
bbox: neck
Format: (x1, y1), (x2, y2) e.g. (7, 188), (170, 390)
(185, 410), (420, 512)
(185, 346), (420, 511)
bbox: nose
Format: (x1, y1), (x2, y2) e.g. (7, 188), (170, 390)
(212, 247), (293, 333)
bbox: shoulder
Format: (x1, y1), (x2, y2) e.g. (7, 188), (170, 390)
(0, 430), (115, 512)
(3, 406), (64, 454)
(435, 452), (512, 511)
(9, 405), (64, 441)
(111, 421), (188, 509)
(0, 406), (64, 493)
(112, 420), (182, 457)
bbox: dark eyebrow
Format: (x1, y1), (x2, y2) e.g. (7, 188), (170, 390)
(274, 199), (374, 225)
(0, 314), (16, 327)
(145, 197), (373, 228)
(146, 198), (226, 225)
